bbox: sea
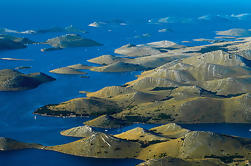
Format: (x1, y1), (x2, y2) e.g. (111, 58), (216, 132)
(0, 0), (251, 165)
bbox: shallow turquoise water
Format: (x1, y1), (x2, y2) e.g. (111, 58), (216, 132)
(0, 0), (251, 165)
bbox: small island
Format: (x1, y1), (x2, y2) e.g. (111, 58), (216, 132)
(41, 34), (102, 51)
(0, 69), (55, 91)
(0, 34), (34, 50)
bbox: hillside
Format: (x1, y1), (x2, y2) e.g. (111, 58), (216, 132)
(0, 69), (55, 91)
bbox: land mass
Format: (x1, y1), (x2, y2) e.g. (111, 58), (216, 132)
(34, 37), (251, 124)
(44, 123), (251, 166)
(0, 34), (34, 50)
(0, 137), (43, 151)
(0, 69), (55, 91)
(2, 124), (250, 165)
(41, 34), (102, 51)
(50, 64), (91, 75)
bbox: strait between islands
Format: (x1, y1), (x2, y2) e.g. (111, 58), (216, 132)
(35, 37), (251, 165)
(1, 123), (250, 166)
(35, 37), (251, 125)
(1, 31), (251, 165)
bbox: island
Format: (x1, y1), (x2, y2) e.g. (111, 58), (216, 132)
(42, 123), (251, 166)
(0, 69), (55, 91)
(0, 34), (34, 50)
(41, 34), (102, 51)
(0, 137), (43, 151)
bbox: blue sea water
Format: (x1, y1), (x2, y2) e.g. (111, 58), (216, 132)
(0, 0), (251, 165)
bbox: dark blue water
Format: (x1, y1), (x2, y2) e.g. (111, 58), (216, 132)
(0, 149), (142, 166)
(0, 0), (251, 165)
